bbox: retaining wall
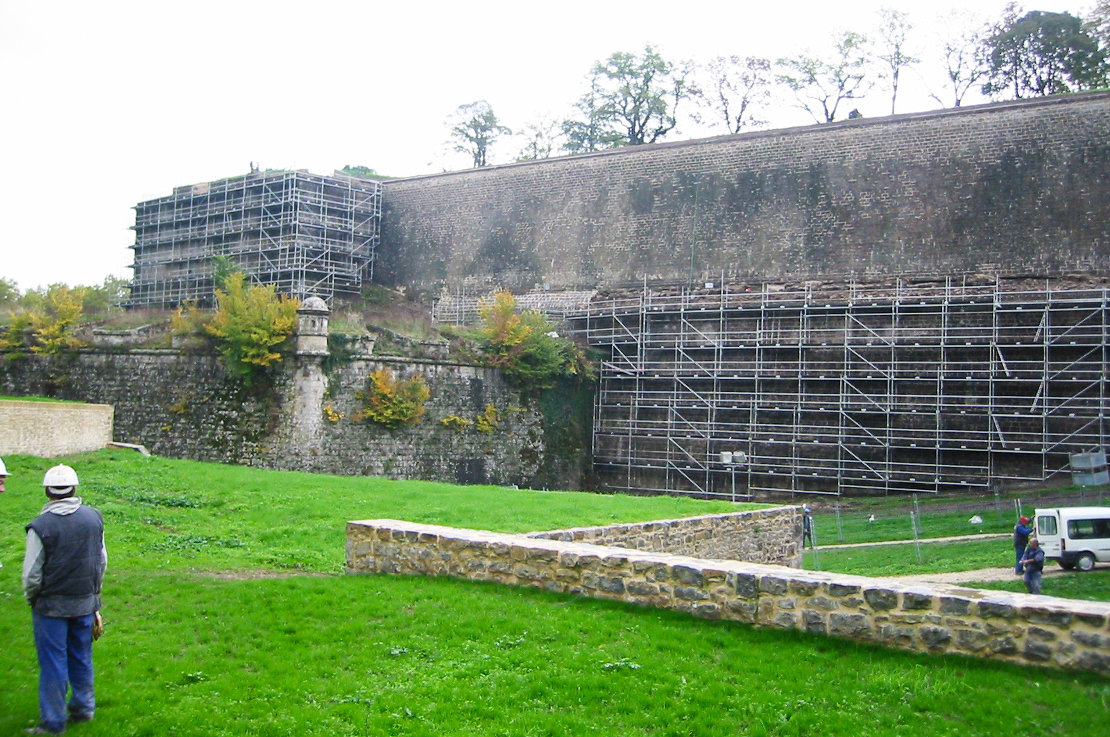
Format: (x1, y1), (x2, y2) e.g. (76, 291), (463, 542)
(0, 399), (113, 457)
(0, 351), (569, 488)
(346, 518), (1110, 677)
(378, 93), (1110, 296)
(529, 507), (801, 566)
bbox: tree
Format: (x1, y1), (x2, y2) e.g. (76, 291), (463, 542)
(448, 101), (512, 168)
(203, 272), (299, 383)
(876, 7), (919, 115)
(515, 118), (560, 161)
(1089, 1), (1110, 50)
(982, 8), (1109, 98)
(929, 10), (991, 108)
(777, 31), (872, 123)
(339, 165), (379, 178)
(477, 291), (593, 388)
(561, 78), (625, 154)
(696, 56), (772, 133)
(562, 45), (693, 151)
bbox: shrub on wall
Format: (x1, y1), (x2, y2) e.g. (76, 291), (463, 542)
(171, 272), (299, 384)
(353, 367), (430, 427)
(0, 285), (87, 357)
(475, 291), (594, 389)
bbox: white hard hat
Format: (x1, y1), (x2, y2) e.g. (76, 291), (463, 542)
(0, 457), (7, 476)
(42, 464), (79, 489)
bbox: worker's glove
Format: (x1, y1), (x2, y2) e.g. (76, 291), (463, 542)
(92, 611), (104, 641)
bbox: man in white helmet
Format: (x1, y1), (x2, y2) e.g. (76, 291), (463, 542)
(22, 464), (106, 735)
(0, 456), (9, 495)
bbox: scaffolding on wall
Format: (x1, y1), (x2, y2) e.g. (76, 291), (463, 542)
(577, 277), (1109, 499)
(126, 170), (382, 307)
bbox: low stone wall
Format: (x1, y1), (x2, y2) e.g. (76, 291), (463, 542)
(529, 507), (801, 567)
(0, 399), (113, 457)
(346, 519), (1110, 677)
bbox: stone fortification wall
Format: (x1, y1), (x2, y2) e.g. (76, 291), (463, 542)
(529, 507), (801, 566)
(377, 93), (1110, 296)
(0, 351), (553, 488)
(347, 518), (1110, 677)
(0, 399), (114, 457)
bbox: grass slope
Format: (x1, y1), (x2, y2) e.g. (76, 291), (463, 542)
(0, 451), (1107, 736)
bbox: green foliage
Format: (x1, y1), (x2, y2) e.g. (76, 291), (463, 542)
(449, 100), (512, 167)
(352, 367), (430, 427)
(476, 291), (594, 389)
(562, 45), (691, 152)
(777, 31), (872, 123)
(210, 256), (238, 291)
(339, 164), (381, 178)
(202, 273), (299, 383)
(0, 284), (86, 356)
(440, 414), (473, 430)
(475, 403), (500, 433)
(983, 9), (1109, 98)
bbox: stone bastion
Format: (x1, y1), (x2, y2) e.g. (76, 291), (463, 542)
(347, 507), (1110, 678)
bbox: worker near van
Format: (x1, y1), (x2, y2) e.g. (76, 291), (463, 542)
(1020, 537), (1045, 595)
(1013, 516), (1033, 574)
(22, 464), (106, 735)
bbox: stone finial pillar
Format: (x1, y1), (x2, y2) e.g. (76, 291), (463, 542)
(296, 296), (330, 357)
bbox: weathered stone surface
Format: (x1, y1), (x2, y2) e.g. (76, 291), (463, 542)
(347, 520), (1110, 678)
(864, 588), (899, 611)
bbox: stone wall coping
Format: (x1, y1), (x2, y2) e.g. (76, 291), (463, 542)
(0, 398), (112, 410)
(528, 506), (795, 538)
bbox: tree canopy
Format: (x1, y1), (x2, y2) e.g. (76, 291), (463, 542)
(777, 31), (872, 123)
(562, 46), (692, 152)
(448, 101), (512, 168)
(983, 9), (1108, 98)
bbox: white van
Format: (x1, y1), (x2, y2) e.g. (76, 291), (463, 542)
(1034, 507), (1110, 572)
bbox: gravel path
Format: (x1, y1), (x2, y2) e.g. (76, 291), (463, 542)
(813, 533), (1089, 585)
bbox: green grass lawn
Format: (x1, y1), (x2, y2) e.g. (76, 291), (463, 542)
(1, 450), (1107, 736)
(805, 539), (1009, 577)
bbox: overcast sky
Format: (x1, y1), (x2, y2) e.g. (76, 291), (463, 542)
(0, 0), (1090, 291)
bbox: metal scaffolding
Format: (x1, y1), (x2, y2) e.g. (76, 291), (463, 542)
(578, 277), (1109, 499)
(126, 170), (382, 307)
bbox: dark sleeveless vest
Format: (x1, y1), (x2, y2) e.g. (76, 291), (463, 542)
(27, 505), (104, 617)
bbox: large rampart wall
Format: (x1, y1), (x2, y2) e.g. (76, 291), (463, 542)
(0, 399), (114, 457)
(347, 518), (1110, 677)
(0, 352), (565, 488)
(377, 93), (1110, 296)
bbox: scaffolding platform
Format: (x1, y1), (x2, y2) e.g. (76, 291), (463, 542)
(126, 170), (382, 307)
(574, 277), (1109, 499)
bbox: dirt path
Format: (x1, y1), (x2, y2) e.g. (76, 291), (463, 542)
(813, 532), (1088, 585)
(816, 533), (1009, 550)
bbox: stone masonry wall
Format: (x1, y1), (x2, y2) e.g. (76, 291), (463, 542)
(529, 507), (801, 566)
(377, 93), (1110, 296)
(0, 351), (553, 488)
(347, 518), (1110, 677)
(0, 399), (114, 457)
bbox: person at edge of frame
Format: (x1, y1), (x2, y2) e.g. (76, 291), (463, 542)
(22, 464), (107, 736)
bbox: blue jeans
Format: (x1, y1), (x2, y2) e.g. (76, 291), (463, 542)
(1015, 547), (1025, 574)
(32, 611), (96, 733)
(1024, 569), (1043, 595)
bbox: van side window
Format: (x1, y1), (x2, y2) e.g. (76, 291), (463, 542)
(1067, 519), (1101, 540)
(1038, 516), (1057, 536)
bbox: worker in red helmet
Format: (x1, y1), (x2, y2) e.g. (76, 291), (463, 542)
(1014, 516), (1033, 574)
